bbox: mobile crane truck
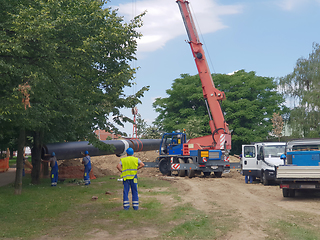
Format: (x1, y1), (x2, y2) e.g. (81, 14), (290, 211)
(144, 0), (236, 178)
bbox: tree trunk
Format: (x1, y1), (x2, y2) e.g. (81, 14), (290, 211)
(42, 161), (49, 178)
(14, 128), (25, 195)
(31, 131), (43, 184)
(10, 149), (14, 159)
(6, 148), (10, 158)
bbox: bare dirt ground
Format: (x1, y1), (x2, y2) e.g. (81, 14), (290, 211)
(56, 152), (320, 239)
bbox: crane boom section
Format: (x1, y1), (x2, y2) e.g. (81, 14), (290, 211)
(176, 0), (231, 149)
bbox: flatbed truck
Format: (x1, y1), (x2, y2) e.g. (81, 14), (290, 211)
(276, 139), (320, 197)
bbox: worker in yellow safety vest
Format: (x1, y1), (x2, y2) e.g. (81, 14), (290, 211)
(117, 148), (145, 210)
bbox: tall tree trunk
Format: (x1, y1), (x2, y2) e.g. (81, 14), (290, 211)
(10, 149), (14, 159)
(31, 131), (43, 184)
(14, 128), (25, 195)
(6, 148), (10, 158)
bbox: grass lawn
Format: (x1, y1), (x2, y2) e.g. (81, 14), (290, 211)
(0, 174), (236, 240)
(1, 173), (320, 239)
(9, 157), (17, 167)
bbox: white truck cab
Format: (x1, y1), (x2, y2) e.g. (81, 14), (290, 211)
(242, 142), (286, 185)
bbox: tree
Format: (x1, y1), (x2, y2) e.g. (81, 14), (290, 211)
(135, 114), (148, 138)
(280, 43), (320, 138)
(142, 125), (162, 139)
(184, 116), (204, 139)
(134, 114), (162, 139)
(0, 0), (148, 188)
(153, 71), (287, 154)
(271, 112), (284, 142)
(153, 73), (210, 135)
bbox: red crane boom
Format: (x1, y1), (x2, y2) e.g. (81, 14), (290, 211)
(176, 0), (231, 151)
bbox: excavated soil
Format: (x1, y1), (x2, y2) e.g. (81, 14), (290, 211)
(57, 151), (160, 178)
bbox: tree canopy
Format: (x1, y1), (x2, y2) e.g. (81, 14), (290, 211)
(280, 42), (320, 138)
(0, 0), (148, 188)
(153, 70), (287, 154)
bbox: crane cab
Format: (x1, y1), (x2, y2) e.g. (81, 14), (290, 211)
(160, 132), (187, 156)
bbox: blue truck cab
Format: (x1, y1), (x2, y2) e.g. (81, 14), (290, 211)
(160, 132), (187, 156)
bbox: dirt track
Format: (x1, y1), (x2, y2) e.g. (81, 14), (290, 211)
(59, 151), (320, 239)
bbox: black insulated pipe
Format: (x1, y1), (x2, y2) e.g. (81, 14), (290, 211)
(42, 139), (161, 160)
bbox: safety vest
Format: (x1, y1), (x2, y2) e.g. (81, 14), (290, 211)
(121, 156), (138, 180)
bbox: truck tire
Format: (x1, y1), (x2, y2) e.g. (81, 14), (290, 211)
(203, 172), (211, 177)
(178, 158), (186, 177)
(159, 158), (171, 176)
(187, 158), (195, 178)
(214, 172), (222, 178)
(262, 171), (269, 185)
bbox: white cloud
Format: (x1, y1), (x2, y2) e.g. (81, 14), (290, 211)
(276, 0), (320, 11)
(227, 70), (239, 75)
(113, 0), (242, 53)
(276, 0), (304, 11)
(151, 96), (162, 102)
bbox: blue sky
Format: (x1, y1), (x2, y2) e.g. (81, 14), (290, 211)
(107, 0), (320, 137)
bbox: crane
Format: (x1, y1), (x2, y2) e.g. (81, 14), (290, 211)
(176, 0), (231, 151)
(145, 0), (235, 178)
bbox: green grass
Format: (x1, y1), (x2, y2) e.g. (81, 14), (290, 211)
(9, 156), (33, 168)
(9, 156), (16, 166)
(267, 213), (320, 240)
(0, 174), (236, 240)
(165, 203), (237, 239)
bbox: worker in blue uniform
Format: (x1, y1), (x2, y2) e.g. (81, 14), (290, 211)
(82, 151), (91, 185)
(280, 154), (286, 164)
(116, 148), (145, 210)
(245, 152), (253, 184)
(50, 152), (58, 186)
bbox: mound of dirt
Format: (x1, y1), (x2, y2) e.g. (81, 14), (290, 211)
(58, 151), (160, 178)
(57, 151), (240, 179)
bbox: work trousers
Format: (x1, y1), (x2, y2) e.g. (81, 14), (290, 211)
(84, 164), (91, 185)
(51, 163), (59, 186)
(123, 175), (139, 210)
(245, 175), (253, 184)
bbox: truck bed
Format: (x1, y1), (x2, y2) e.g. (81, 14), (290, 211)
(277, 165), (320, 179)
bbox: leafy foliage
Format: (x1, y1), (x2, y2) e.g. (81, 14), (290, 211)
(142, 125), (162, 139)
(0, 0), (148, 184)
(134, 114), (161, 139)
(153, 71), (287, 154)
(1, 0), (148, 141)
(272, 112), (284, 142)
(153, 73), (211, 136)
(280, 42), (320, 138)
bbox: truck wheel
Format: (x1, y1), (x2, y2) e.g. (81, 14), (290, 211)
(187, 158), (195, 178)
(282, 188), (289, 197)
(178, 158), (186, 177)
(159, 158), (171, 176)
(262, 171), (269, 185)
(203, 172), (211, 177)
(214, 172), (222, 178)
